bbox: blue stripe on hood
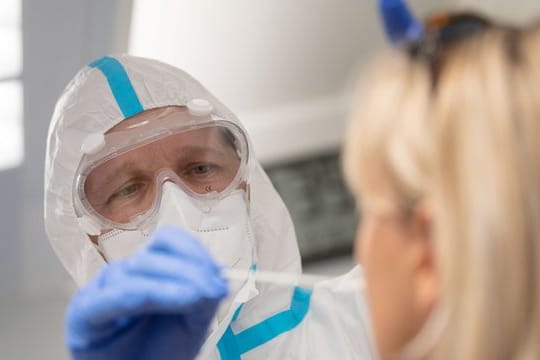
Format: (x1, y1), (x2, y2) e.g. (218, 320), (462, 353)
(89, 56), (144, 118)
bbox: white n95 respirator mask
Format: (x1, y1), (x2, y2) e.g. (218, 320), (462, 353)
(98, 182), (254, 268)
(97, 181), (255, 322)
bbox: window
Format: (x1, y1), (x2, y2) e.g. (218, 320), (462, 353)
(0, 0), (23, 170)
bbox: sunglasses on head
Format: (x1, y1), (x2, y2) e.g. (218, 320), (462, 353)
(407, 13), (494, 87)
(408, 13), (491, 56)
(405, 12), (523, 88)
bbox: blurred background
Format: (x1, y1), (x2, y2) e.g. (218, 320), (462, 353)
(1, 0), (538, 358)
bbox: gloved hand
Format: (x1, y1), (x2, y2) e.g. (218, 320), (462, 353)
(66, 226), (228, 360)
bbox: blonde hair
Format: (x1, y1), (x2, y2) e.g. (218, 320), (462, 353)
(344, 22), (540, 360)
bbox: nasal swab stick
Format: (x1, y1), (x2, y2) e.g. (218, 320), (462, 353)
(222, 268), (331, 289)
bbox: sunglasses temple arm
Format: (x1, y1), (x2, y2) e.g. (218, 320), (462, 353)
(378, 0), (424, 45)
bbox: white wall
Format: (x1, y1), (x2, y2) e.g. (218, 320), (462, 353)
(456, 0), (540, 22)
(130, 0), (379, 113)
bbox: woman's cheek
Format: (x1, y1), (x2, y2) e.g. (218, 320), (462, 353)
(359, 218), (402, 359)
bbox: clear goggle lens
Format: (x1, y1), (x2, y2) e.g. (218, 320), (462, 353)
(75, 107), (248, 230)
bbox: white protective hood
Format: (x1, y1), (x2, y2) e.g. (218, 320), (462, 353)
(44, 54), (301, 286)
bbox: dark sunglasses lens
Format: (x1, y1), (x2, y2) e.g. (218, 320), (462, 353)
(437, 14), (491, 43)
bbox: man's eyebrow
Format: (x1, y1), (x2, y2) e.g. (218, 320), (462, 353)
(178, 145), (227, 157)
(87, 160), (141, 194)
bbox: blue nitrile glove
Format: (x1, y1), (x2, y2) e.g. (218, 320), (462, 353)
(378, 0), (423, 44)
(66, 226), (228, 360)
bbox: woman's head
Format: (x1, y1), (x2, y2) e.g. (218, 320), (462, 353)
(344, 16), (540, 360)
(345, 49), (436, 360)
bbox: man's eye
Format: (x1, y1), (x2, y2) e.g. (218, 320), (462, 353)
(111, 183), (140, 201)
(188, 164), (216, 176)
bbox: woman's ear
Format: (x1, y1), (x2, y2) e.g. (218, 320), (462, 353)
(410, 199), (438, 317)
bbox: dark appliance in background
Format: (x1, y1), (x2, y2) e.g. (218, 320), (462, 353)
(265, 151), (358, 264)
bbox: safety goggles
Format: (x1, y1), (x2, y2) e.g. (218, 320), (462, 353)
(74, 104), (250, 234)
